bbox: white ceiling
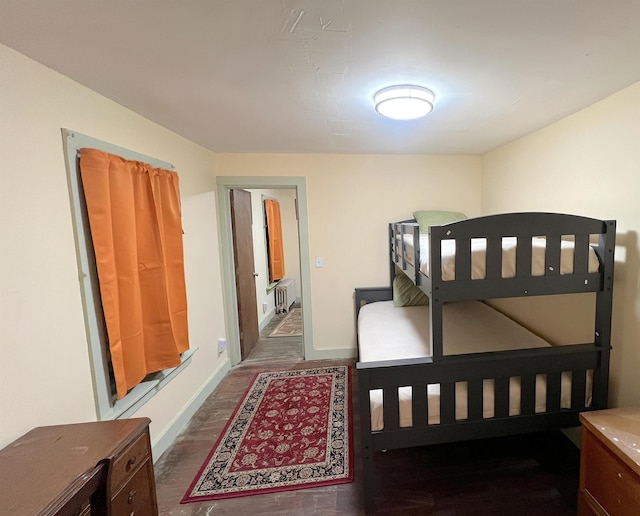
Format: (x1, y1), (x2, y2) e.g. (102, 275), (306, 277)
(2, 1), (640, 155)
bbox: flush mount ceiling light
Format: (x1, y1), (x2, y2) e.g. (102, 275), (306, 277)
(374, 85), (435, 120)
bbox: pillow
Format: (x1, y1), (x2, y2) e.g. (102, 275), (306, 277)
(393, 272), (429, 307)
(413, 210), (467, 234)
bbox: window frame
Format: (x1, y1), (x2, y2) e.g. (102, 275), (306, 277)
(62, 129), (196, 420)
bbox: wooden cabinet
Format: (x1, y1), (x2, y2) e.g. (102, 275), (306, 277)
(579, 407), (640, 515)
(0, 417), (158, 515)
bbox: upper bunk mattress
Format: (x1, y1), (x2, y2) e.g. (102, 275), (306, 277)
(402, 234), (600, 280)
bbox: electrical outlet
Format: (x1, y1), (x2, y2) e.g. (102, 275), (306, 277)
(315, 256), (323, 268)
(263, 301), (268, 313)
(217, 337), (227, 354)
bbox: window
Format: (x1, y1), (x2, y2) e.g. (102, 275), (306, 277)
(264, 198), (285, 282)
(62, 129), (195, 420)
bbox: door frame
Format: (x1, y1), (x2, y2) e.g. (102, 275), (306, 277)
(216, 176), (312, 365)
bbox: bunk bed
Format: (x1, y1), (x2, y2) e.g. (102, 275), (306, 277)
(355, 212), (616, 512)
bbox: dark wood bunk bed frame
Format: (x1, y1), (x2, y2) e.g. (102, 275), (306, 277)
(355, 212), (616, 512)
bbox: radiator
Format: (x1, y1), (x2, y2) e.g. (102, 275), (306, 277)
(276, 278), (295, 313)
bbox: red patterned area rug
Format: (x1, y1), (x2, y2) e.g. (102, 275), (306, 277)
(181, 366), (353, 503)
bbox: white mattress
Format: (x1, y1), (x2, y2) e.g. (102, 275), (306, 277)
(358, 301), (590, 431)
(402, 234), (600, 280)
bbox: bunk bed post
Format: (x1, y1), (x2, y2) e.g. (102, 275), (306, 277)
(413, 224), (421, 285)
(430, 226), (445, 360)
(357, 366), (376, 513)
(592, 220), (616, 409)
(429, 301), (444, 361)
(389, 223), (396, 285)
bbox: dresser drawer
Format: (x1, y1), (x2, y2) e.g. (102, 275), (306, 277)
(110, 430), (151, 491)
(111, 459), (155, 516)
(582, 429), (640, 514)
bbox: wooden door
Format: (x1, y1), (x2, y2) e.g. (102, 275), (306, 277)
(230, 189), (259, 360)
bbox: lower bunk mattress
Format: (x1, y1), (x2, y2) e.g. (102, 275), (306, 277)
(358, 300), (591, 431)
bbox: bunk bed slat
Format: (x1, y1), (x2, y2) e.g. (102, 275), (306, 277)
(486, 237), (502, 278)
(521, 374), (536, 415)
(467, 379), (484, 421)
(544, 235), (561, 276)
(571, 370), (588, 410)
(454, 238), (472, 280)
(573, 233), (590, 274)
(494, 377), (510, 418)
(545, 372), (562, 413)
(412, 384), (428, 428)
(382, 387), (400, 431)
(515, 237), (533, 277)
(440, 382), (456, 424)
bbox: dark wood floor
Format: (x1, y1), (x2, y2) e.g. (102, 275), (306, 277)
(153, 312), (581, 515)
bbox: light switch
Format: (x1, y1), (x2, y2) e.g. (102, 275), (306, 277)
(315, 256), (323, 268)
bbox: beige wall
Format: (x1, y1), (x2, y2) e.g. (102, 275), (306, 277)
(0, 44), (227, 448)
(2, 40), (481, 450)
(7, 35), (636, 454)
(482, 80), (640, 408)
(279, 189), (302, 305)
(214, 154), (482, 353)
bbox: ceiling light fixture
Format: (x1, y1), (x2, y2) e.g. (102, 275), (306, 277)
(374, 85), (435, 120)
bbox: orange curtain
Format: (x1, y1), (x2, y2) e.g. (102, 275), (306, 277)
(264, 199), (285, 282)
(79, 148), (189, 399)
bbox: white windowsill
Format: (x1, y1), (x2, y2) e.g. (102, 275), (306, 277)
(99, 348), (198, 420)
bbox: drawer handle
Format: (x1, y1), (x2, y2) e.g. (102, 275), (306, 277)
(127, 489), (137, 504)
(126, 455), (137, 470)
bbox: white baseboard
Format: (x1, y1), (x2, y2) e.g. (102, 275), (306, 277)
(306, 347), (357, 360)
(259, 308), (277, 332)
(151, 358), (232, 462)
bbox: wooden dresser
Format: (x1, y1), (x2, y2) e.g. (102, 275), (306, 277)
(579, 407), (640, 515)
(0, 417), (158, 515)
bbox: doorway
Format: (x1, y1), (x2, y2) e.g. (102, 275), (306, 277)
(216, 176), (313, 366)
(232, 187), (302, 360)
